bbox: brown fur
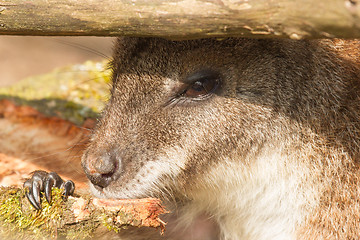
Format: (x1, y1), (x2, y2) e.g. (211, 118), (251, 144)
(82, 38), (360, 239)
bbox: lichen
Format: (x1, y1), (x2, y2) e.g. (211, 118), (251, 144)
(101, 209), (138, 234)
(101, 213), (123, 233)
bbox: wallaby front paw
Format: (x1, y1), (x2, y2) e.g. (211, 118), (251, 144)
(23, 170), (75, 210)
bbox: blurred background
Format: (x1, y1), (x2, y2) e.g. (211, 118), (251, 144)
(0, 36), (115, 187)
(0, 36), (114, 87)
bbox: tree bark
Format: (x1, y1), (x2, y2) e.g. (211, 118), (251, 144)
(0, 0), (360, 39)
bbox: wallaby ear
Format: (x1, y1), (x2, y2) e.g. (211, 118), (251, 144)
(112, 37), (152, 69)
(110, 37), (158, 87)
(110, 37), (178, 89)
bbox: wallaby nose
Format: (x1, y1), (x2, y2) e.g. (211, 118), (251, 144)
(82, 151), (119, 189)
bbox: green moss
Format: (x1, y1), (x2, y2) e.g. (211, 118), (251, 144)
(0, 188), (28, 237)
(0, 60), (112, 125)
(0, 187), (67, 239)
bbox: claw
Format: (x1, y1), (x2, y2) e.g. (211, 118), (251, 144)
(24, 179), (41, 210)
(62, 180), (75, 199)
(44, 172), (64, 203)
(44, 177), (55, 204)
(24, 171), (75, 210)
(23, 179), (31, 189)
(23, 170), (75, 210)
(25, 188), (41, 210)
(23, 171), (75, 210)
(32, 180), (42, 209)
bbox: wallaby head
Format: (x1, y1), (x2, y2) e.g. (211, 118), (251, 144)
(81, 38), (360, 239)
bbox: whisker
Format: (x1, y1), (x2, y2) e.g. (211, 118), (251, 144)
(52, 39), (112, 60)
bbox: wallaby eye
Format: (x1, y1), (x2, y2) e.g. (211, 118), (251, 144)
(182, 70), (221, 99)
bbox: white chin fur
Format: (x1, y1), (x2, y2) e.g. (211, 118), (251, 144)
(89, 182), (107, 198)
(89, 181), (144, 199)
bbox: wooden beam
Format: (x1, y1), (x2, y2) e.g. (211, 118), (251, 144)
(0, 0), (360, 39)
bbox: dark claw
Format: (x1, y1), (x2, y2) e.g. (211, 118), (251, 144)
(62, 180), (75, 200)
(24, 180), (41, 210)
(25, 188), (41, 210)
(32, 179), (42, 209)
(23, 170), (75, 210)
(44, 176), (55, 204)
(44, 172), (64, 203)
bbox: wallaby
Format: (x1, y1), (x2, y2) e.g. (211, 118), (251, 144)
(25, 37), (360, 239)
